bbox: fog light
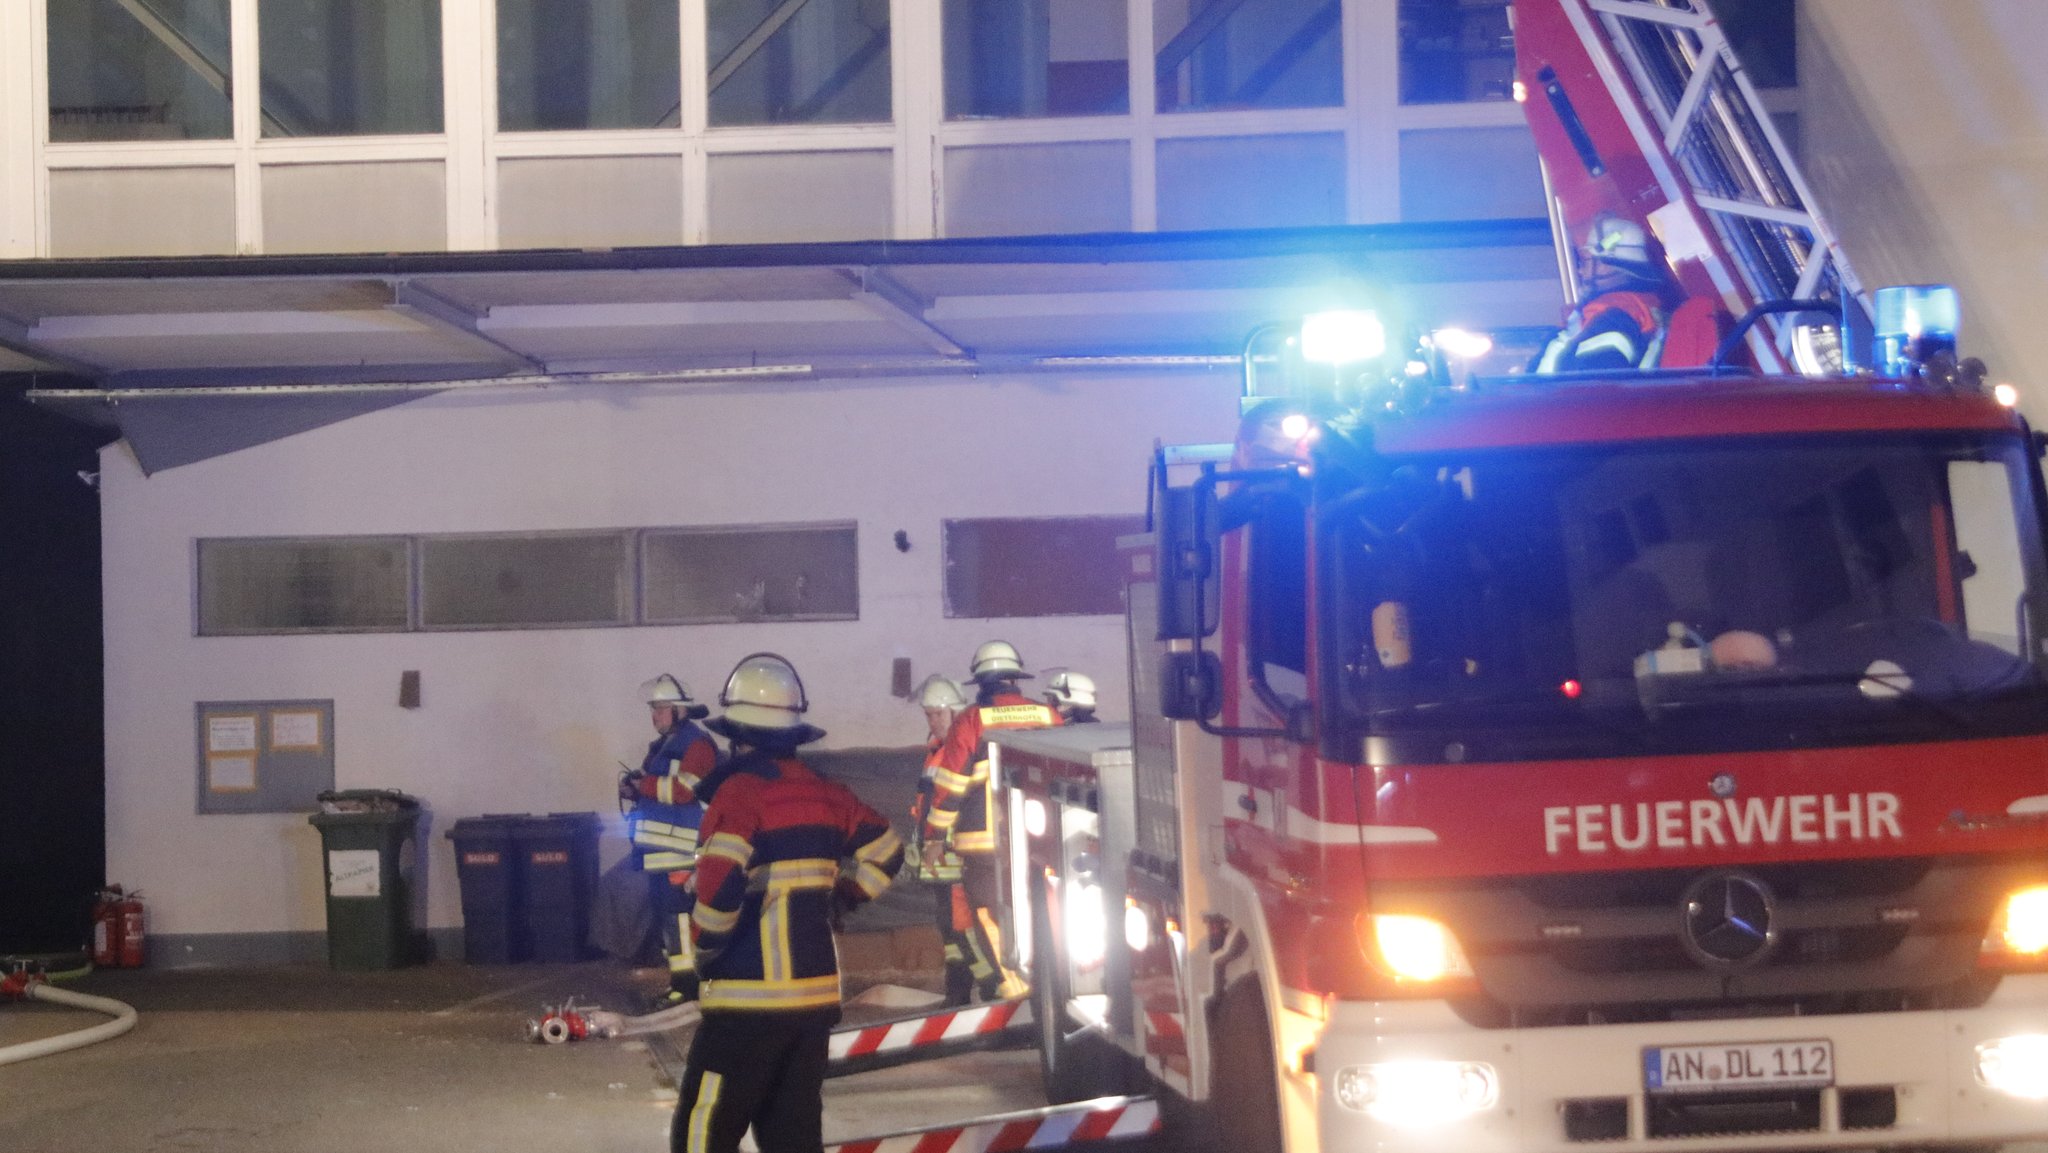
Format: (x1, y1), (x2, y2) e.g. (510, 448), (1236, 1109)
(1332, 1060), (1499, 1127)
(1978, 1036), (2048, 1100)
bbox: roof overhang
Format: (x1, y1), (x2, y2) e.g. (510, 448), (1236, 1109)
(0, 221), (1561, 471)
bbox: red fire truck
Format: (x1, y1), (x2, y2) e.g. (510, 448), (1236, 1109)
(985, 3), (2048, 1153)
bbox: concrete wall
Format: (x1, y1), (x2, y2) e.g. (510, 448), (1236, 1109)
(101, 370), (1239, 948)
(1801, 0), (2048, 411)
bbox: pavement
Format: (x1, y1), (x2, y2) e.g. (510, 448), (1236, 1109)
(0, 934), (1049, 1153)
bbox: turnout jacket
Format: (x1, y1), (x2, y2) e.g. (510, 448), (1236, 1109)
(922, 690), (1061, 855)
(630, 722), (721, 873)
(690, 752), (904, 1011)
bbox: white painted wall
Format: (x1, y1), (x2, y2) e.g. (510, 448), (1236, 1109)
(101, 370), (1240, 941)
(1801, 0), (2048, 413)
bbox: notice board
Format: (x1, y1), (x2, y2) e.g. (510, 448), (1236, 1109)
(195, 699), (336, 814)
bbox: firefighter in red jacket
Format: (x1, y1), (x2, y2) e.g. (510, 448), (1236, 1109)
(1537, 215), (1723, 372)
(908, 673), (974, 1005)
(671, 653), (903, 1153)
(920, 641), (1062, 1001)
(620, 673), (724, 1005)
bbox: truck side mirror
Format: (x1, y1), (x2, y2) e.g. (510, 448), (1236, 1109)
(1159, 650), (1222, 720)
(1156, 482), (1221, 640)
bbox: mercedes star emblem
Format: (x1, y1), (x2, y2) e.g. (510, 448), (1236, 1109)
(1680, 870), (1778, 968)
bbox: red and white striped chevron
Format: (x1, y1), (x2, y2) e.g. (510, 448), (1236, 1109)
(829, 997), (1031, 1062)
(828, 1096), (1160, 1153)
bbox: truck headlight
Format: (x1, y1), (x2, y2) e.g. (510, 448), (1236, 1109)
(1978, 1036), (2048, 1100)
(1333, 1060), (1499, 1126)
(1982, 885), (2048, 963)
(1362, 914), (1475, 983)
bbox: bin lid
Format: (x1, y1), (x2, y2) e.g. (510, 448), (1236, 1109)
(316, 789), (419, 814)
(446, 814), (527, 839)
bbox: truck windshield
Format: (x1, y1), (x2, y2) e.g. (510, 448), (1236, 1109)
(1321, 430), (2048, 761)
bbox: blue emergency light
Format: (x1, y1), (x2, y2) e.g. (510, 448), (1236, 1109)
(1301, 309), (1386, 365)
(1873, 284), (1960, 377)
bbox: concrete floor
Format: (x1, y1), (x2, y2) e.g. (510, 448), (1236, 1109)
(0, 957), (1048, 1153)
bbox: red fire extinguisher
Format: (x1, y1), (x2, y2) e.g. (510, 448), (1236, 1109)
(91, 886), (146, 969)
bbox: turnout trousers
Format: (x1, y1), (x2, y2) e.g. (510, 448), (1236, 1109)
(670, 1006), (841, 1153)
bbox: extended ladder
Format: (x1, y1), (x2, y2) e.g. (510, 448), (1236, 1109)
(1517, 0), (1872, 371)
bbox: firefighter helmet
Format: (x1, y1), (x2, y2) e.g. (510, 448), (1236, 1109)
(641, 673), (709, 721)
(706, 652), (826, 746)
(1044, 670), (1097, 714)
(1581, 215), (1660, 289)
(968, 640), (1032, 683)
(915, 674), (966, 711)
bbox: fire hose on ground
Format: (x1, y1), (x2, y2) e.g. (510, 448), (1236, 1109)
(0, 968), (138, 1067)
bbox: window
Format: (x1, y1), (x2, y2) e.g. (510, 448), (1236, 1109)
(197, 537), (410, 635)
(708, 0), (892, 127)
(48, 0), (233, 141)
(1398, 0), (1512, 106)
(497, 0), (681, 130)
(419, 532), (630, 629)
(1154, 0), (1342, 114)
(642, 524), (860, 624)
(259, 0), (444, 136)
(945, 0), (1129, 119)
(1244, 489), (1309, 704)
(944, 516), (1144, 618)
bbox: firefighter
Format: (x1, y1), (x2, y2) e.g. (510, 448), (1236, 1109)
(620, 673), (722, 1006)
(1043, 670), (1099, 724)
(1538, 215), (1722, 372)
(920, 641), (1062, 1001)
(672, 653), (903, 1153)
(909, 673), (974, 1005)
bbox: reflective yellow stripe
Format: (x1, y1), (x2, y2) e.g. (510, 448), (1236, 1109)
(980, 704), (1056, 727)
(763, 896), (791, 983)
(852, 860), (890, 895)
(951, 829), (997, 853)
(635, 822), (700, 851)
(856, 828), (903, 866)
(641, 851), (694, 872)
(670, 913), (696, 971)
(699, 975), (842, 1011)
(929, 764), (974, 792)
(694, 901), (741, 934)
(700, 831), (750, 862)
(686, 1070), (723, 1153)
(753, 860), (837, 890)
(925, 808), (959, 830)
(657, 773), (702, 806)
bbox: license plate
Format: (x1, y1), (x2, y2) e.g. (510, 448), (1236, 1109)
(1643, 1040), (1834, 1093)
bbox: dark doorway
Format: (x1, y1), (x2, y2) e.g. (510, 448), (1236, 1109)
(0, 387), (111, 954)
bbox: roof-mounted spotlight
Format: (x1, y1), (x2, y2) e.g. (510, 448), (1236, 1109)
(1431, 327), (1494, 361)
(1302, 309), (1386, 366)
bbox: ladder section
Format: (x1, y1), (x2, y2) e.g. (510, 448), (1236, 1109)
(1517, 0), (1872, 371)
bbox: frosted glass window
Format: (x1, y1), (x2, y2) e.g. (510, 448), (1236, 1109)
(499, 157), (684, 248)
(945, 0), (1128, 119)
(262, 162), (447, 254)
(945, 517), (1144, 618)
(707, 152), (892, 244)
(49, 168), (236, 258)
(48, 0), (232, 141)
(198, 538), (411, 634)
(944, 142), (1130, 237)
(643, 525), (859, 624)
(260, 0), (443, 136)
(1399, 0), (1513, 105)
(1154, 0), (1341, 113)
(498, 0), (682, 130)
(1398, 128), (1545, 222)
(708, 0), (891, 126)
(1156, 134), (1343, 231)
(421, 533), (631, 629)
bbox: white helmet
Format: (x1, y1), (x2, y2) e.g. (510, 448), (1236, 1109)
(641, 673), (694, 708)
(968, 640), (1032, 683)
(708, 652), (825, 745)
(1582, 215), (1657, 281)
(915, 674), (966, 711)
(1044, 671), (1097, 713)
